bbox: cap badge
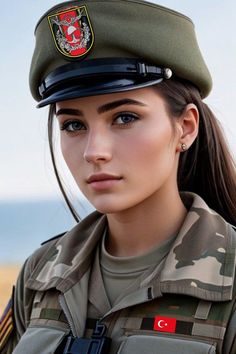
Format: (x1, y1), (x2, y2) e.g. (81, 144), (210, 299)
(48, 6), (94, 58)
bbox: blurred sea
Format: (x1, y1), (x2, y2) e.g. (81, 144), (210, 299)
(0, 199), (92, 264)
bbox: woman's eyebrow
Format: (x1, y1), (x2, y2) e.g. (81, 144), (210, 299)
(56, 99), (147, 117)
(97, 98), (147, 114)
(56, 108), (82, 117)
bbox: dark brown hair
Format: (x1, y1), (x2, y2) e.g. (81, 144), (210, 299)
(155, 79), (236, 226)
(48, 79), (236, 225)
(48, 104), (81, 221)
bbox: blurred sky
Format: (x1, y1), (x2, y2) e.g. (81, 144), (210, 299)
(1, 0), (236, 200)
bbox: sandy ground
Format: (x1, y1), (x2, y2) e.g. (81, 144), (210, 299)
(0, 265), (21, 315)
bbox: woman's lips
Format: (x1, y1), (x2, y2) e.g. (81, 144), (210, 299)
(87, 173), (122, 190)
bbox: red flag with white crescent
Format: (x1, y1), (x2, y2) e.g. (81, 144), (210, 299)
(153, 315), (177, 333)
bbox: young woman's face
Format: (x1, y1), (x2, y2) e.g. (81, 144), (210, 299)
(56, 87), (181, 214)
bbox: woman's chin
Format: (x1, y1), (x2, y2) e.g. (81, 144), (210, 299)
(92, 204), (122, 215)
(88, 198), (130, 215)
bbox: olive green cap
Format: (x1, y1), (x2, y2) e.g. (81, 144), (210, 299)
(30, 0), (212, 107)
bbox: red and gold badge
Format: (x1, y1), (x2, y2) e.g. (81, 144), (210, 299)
(48, 6), (94, 58)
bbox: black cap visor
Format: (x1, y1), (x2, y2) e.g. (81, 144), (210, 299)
(38, 58), (171, 108)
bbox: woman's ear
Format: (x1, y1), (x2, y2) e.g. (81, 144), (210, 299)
(176, 103), (199, 152)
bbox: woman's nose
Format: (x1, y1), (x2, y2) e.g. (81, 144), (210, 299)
(83, 130), (112, 164)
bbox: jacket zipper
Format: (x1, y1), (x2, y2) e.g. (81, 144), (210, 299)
(59, 294), (77, 337)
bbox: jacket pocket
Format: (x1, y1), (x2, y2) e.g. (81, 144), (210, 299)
(118, 334), (216, 354)
(12, 326), (69, 354)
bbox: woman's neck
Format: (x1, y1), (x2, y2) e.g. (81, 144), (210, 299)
(106, 188), (187, 257)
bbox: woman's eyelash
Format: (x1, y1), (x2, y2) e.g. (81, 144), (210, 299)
(59, 112), (139, 131)
(60, 120), (84, 131)
(113, 112), (140, 125)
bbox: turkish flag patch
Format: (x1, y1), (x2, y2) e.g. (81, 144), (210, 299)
(153, 316), (176, 333)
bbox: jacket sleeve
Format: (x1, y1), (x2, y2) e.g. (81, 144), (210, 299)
(228, 339), (236, 354)
(0, 260), (35, 354)
(223, 305), (236, 354)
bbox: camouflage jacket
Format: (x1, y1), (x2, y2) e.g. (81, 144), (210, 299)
(1, 193), (236, 354)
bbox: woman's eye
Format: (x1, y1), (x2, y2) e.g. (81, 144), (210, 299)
(113, 113), (139, 126)
(60, 120), (85, 132)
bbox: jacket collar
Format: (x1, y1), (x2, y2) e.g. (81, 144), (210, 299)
(26, 193), (236, 301)
(159, 193), (236, 301)
(26, 211), (107, 292)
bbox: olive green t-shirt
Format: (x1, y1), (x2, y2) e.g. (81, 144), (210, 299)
(100, 232), (176, 306)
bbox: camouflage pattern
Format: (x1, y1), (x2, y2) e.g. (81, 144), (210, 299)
(160, 194), (236, 301)
(26, 192), (236, 300)
(1, 192), (236, 354)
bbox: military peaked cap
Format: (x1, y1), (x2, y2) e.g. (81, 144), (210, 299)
(30, 0), (212, 107)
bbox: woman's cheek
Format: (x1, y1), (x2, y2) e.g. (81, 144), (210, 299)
(61, 138), (80, 172)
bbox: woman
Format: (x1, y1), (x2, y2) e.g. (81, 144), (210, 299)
(1, 0), (236, 353)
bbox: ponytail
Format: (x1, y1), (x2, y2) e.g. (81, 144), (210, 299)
(156, 79), (236, 226)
